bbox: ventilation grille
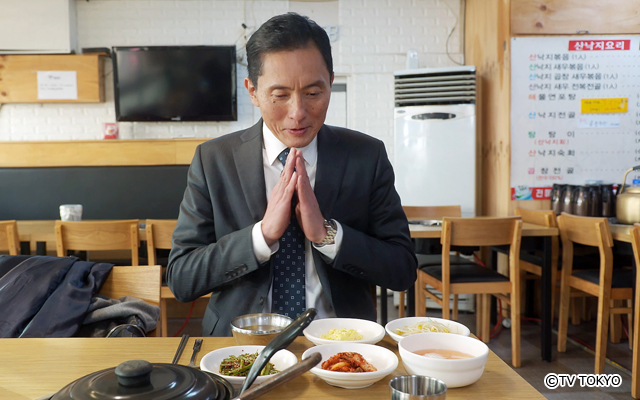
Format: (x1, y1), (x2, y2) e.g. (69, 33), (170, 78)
(394, 67), (476, 107)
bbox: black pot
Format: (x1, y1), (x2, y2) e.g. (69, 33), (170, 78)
(51, 360), (235, 400)
(46, 309), (319, 400)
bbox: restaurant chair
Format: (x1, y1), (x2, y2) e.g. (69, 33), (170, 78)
(0, 220), (20, 255)
(98, 265), (162, 336)
(514, 208), (560, 320)
(556, 212), (634, 375)
(400, 206), (467, 319)
(630, 223), (640, 399)
(145, 219), (177, 266)
(415, 216), (523, 367)
(55, 220), (140, 266)
(146, 219), (211, 337)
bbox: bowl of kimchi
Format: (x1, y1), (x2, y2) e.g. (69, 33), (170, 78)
(301, 343), (398, 389)
(385, 317), (471, 343)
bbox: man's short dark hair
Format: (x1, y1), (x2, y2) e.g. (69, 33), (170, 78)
(246, 12), (333, 87)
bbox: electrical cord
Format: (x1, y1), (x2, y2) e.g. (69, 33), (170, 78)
(172, 300), (196, 337)
(443, 0), (464, 66)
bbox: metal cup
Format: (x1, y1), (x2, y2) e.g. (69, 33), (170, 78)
(59, 204), (83, 221)
(390, 375), (447, 400)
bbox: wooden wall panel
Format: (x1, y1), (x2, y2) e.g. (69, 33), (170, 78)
(512, 0), (640, 35)
(0, 54), (104, 103)
(0, 139), (207, 167)
(465, 0), (512, 217)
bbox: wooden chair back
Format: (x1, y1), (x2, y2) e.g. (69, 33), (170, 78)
(442, 216), (523, 249)
(98, 265), (162, 336)
(99, 265), (161, 306)
(515, 208), (557, 228)
(631, 224), (640, 398)
(0, 220), (20, 255)
(557, 213), (613, 250)
(631, 223), (640, 267)
(55, 220), (140, 265)
(145, 219), (177, 266)
(403, 205), (462, 220)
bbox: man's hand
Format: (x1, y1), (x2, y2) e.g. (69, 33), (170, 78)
(294, 152), (327, 243)
(261, 149), (298, 246)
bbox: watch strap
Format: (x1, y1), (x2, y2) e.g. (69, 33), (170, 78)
(314, 219), (337, 247)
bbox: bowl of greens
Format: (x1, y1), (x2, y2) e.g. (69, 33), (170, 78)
(199, 345), (297, 390)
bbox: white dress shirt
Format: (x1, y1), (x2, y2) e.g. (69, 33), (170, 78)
(251, 123), (341, 319)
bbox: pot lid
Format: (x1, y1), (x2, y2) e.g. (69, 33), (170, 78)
(51, 360), (233, 400)
(626, 186), (640, 194)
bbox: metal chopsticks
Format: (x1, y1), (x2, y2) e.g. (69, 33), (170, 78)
(172, 334), (190, 364)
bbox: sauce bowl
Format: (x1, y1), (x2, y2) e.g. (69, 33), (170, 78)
(398, 332), (488, 388)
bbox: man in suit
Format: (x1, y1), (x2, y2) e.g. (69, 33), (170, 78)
(167, 12), (416, 336)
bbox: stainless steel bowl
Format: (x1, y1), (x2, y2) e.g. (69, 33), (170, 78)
(389, 375), (447, 400)
(230, 313), (293, 345)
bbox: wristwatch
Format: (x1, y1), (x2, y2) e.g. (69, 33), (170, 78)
(314, 219), (337, 247)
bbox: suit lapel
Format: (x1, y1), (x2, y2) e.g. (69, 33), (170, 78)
(315, 125), (346, 217)
(313, 125), (347, 310)
(233, 120), (267, 222)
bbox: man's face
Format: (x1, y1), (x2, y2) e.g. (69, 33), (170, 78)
(245, 45), (333, 148)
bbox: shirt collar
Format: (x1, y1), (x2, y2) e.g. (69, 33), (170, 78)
(262, 122), (318, 167)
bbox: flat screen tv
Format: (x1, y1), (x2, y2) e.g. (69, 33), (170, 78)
(112, 46), (237, 122)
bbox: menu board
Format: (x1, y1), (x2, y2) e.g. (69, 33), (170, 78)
(510, 36), (640, 200)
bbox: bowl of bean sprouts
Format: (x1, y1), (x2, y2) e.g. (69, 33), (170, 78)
(385, 317), (471, 343)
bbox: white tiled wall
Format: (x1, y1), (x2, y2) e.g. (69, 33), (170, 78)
(0, 0), (463, 162)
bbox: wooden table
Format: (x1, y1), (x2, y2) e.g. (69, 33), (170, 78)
(0, 336), (544, 400)
(407, 222), (559, 363)
(15, 220), (559, 359)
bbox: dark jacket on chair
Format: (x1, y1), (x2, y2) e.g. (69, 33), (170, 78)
(0, 255), (112, 338)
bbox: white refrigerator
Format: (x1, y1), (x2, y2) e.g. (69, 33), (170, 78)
(393, 66), (477, 217)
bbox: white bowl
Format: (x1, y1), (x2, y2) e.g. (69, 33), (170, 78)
(303, 318), (385, 345)
(385, 316), (471, 343)
(301, 343), (398, 389)
(199, 345), (297, 390)
(398, 332), (489, 388)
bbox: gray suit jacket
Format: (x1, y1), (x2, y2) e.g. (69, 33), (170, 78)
(167, 120), (417, 336)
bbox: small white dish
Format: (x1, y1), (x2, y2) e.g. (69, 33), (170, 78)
(303, 318), (385, 346)
(301, 343), (398, 389)
(398, 332), (489, 388)
(385, 316), (471, 343)
(199, 345), (297, 390)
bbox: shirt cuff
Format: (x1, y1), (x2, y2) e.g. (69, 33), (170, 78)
(252, 221), (279, 264)
(312, 219), (343, 261)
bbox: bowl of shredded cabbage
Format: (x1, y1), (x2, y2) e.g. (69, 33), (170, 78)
(303, 318), (385, 346)
(385, 317), (471, 342)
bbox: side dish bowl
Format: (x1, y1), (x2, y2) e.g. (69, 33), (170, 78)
(303, 318), (385, 346)
(199, 345), (297, 390)
(230, 313), (293, 345)
(398, 332), (488, 388)
(385, 316), (471, 343)
(301, 343), (398, 389)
